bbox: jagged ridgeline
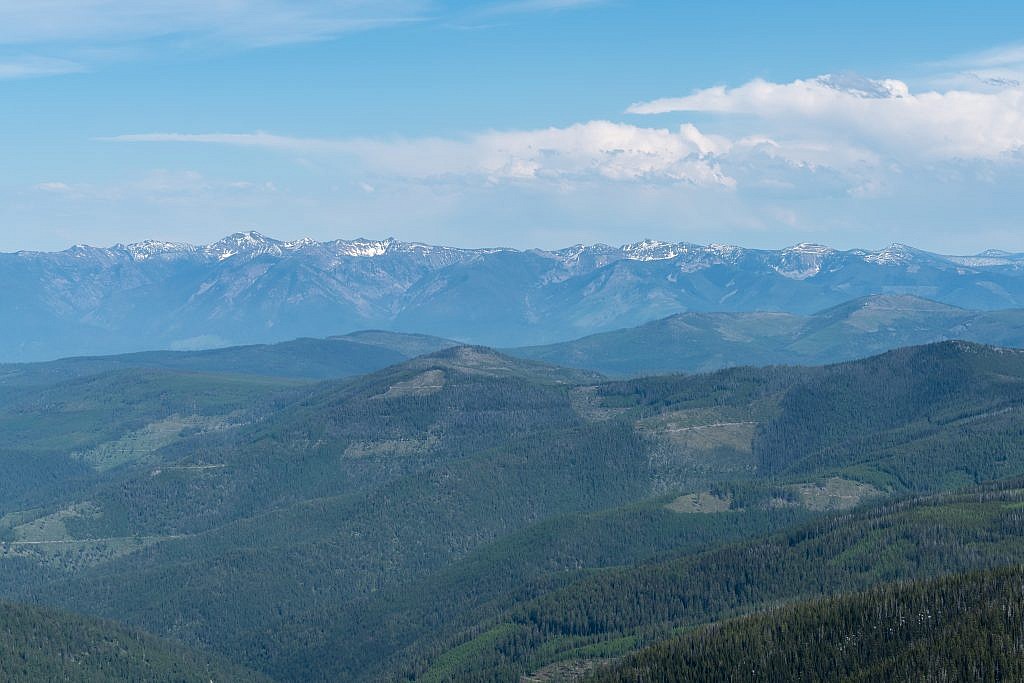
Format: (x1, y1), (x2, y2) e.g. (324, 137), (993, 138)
(2, 341), (1024, 680)
(8, 232), (1024, 361)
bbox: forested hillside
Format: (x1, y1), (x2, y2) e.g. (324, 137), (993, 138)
(0, 369), (300, 511)
(0, 330), (457, 387)
(0, 600), (266, 682)
(591, 565), (1024, 682)
(419, 481), (1024, 680)
(3, 341), (1024, 680)
(510, 294), (1024, 376)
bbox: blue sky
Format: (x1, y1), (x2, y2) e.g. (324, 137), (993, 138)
(3, 0), (1024, 253)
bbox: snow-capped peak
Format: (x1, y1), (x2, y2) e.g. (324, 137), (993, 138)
(283, 237), (318, 251)
(706, 243), (744, 259)
(863, 243), (919, 266)
(123, 240), (195, 261)
(332, 237), (396, 258)
(784, 242), (834, 255)
(773, 243), (836, 279)
(204, 231), (282, 261)
(621, 239), (683, 261)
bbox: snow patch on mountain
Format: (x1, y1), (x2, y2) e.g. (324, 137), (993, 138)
(773, 243), (836, 280)
(204, 231), (282, 261)
(124, 240), (196, 261)
(333, 238), (395, 258)
(621, 240), (683, 261)
(863, 244), (918, 266)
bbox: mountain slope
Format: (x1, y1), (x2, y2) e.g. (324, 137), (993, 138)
(10, 233), (1024, 360)
(332, 329), (460, 358)
(0, 368), (300, 514)
(423, 480), (1024, 680)
(6, 342), (1024, 680)
(0, 332), (458, 388)
(0, 600), (265, 682)
(7, 348), (644, 679)
(591, 566), (1024, 682)
(510, 295), (1024, 375)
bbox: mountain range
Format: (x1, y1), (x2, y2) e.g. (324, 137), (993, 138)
(8, 293), (1024, 383)
(8, 231), (1024, 361)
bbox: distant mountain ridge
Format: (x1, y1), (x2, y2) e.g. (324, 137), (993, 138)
(8, 231), (1024, 361)
(42, 231), (1024, 271)
(0, 330), (458, 387)
(510, 294), (1024, 375)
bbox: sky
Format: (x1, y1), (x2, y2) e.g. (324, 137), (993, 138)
(3, 0), (1024, 254)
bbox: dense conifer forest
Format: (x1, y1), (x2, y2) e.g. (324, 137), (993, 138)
(0, 600), (265, 681)
(2, 339), (1024, 680)
(590, 566), (1024, 682)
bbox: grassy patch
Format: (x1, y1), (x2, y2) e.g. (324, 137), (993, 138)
(665, 492), (733, 514)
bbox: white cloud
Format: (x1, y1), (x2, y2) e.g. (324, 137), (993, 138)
(628, 73), (1024, 162)
(104, 121), (738, 187)
(33, 181), (73, 192)
(30, 170), (278, 202)
(929, 43), (1024, 90)
(84, 62), (1024, 250)
(100, 70), (1024, 209)
(477, 0), (604, 16)
(0, 0), (429, 78)
(0, 1), (428, 47)
(0, 55), (83, 78)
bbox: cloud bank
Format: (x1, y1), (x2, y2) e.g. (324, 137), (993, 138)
(628, 72), (1024, 162)
(105, 121), (737, 187)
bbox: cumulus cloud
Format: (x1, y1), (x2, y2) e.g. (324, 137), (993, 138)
(95, 63), (1024, 238)
(102, 68), (1024, 206)
(628, 73), (1024, 162)
(104, 121), (738, 187)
